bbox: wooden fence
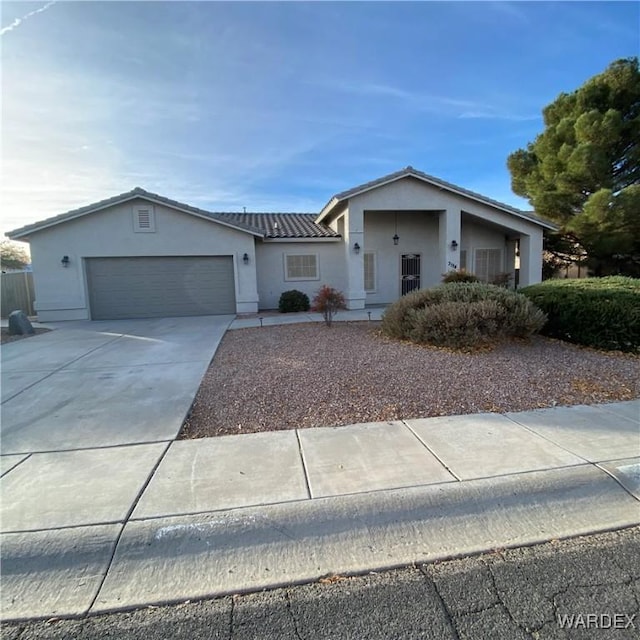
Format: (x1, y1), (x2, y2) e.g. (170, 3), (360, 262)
(1, 271), (35, 317)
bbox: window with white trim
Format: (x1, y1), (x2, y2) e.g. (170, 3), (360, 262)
(474, 249), (502, 282)
(459, 250), (467, 271)
(364, 252), (376, 292)
(133, 205), (155, 232)
(284, 254), (319, 281)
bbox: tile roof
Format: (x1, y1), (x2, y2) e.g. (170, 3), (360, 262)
(7, 187), (339, 240)
(217, 213), (339, 238)
(320, 166), (556, 229)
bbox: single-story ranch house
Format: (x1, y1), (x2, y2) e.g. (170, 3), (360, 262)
(7, 167), (554, 321)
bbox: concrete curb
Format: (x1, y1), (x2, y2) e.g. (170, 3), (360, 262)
(3, 463), (639, 622)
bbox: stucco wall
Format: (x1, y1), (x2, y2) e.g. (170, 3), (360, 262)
(460, 218), (511, 276)
(28, 199), (259, 320)
(255, 240), (345, 310)
(342, 177), (544, 301)
(346, 177), (544, 236)
(363, 210), (440, 304)
(361, 213), (510, 303)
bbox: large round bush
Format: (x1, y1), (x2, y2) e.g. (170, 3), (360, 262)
(521, 276), (640, 352)
(381, 283), (547, 349)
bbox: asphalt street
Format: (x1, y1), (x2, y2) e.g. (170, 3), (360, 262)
(4, 525), (638, 640)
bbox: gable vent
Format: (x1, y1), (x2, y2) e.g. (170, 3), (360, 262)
(133, 205), (156, 232)
(137, 209), (151, 228)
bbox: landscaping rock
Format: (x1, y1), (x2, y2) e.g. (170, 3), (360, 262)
(8, 310), (35, 336)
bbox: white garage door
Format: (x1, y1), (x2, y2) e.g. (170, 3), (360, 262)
(86, 256), (236, 320)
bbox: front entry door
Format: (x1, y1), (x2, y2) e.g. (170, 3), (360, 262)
(401, 254), (421, 295)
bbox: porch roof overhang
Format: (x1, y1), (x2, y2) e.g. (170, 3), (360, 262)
(315, 166), (557, 231)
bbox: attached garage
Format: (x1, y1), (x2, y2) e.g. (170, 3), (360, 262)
(86, 256), (236, 320)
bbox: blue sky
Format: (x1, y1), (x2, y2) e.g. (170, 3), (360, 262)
(2, 1), (638, 237)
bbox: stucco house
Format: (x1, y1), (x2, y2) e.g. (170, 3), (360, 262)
(7, 167), (554, 321)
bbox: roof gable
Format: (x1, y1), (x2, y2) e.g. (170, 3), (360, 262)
(316, 166), (556, 229)
(7, 187), (264, 239)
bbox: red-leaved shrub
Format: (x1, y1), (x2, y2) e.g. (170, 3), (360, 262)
(311, 285), (347, 326)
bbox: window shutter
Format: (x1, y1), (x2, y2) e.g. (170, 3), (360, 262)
(285, 254), (318, 280)
(488, 250), (502, 281)
(474, 249), (502, 282)
(475, 250), (488, 279)
(364, 253), (375, 291)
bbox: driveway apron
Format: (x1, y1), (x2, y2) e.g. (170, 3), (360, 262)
(1, 316), (232, 453)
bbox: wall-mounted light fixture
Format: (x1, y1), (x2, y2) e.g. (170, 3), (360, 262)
(61, 255), (70, 268)
(353, 242), (360, 254)
(450, 240), (458, 251)
(242, 253), (250, 265)
(393, 212), (399, 245)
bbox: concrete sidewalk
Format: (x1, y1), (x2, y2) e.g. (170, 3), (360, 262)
(2, 400), (639, 622)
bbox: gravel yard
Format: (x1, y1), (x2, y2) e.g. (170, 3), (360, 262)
(179, 322), (640, 439)
(0, 327), (50, 345)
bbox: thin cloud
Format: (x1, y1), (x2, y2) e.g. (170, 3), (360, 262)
(0, 0), (56, 36)
(486, 1), (530, 23)
(326, 80), (537, 122)
(458, 110), (540, 122)
(351, 83), (413, 100)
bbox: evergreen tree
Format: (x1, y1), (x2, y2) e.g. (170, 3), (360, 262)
(508, 58), (640, 276)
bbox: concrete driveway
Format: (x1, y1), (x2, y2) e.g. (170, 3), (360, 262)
(1, 315), (233, 454)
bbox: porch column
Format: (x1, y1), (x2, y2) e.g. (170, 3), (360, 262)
(438, 208), (462, 275)
(235, 244), (259, 313)
(505, 238), (517, 288)
(344, 205), (365, 309)
(518, 233), (543, 287)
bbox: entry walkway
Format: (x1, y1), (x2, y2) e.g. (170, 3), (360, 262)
(228, 306), (385, 329)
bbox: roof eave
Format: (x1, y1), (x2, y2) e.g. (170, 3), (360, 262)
(6, 191), (265, 239)
(317, 169), (555, 231)
(315, 197), (340, 224)
(262, 236), (341, 243)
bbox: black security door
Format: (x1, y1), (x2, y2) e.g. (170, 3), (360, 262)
(401, 254), (421, 295)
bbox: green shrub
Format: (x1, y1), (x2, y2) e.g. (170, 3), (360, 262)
(311, 285), (346, 326)
(406, 300), (504, 348)
(381, 287), (443, 340)
(278, 289), (310, 313)
(441, 270), (480, 284)
(521, 276), (640, 352)
(381, 282), (547, 349)
(491, 272), (513, 288)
